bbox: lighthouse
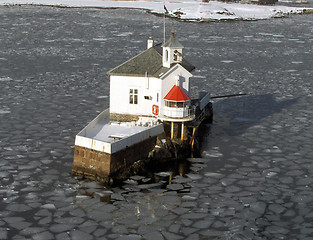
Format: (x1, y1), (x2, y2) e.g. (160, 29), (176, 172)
(73, 30), (212, 182)
(107, 30), (195, 126)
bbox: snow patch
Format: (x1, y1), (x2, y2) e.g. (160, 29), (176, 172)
(1, 0), (312, 22)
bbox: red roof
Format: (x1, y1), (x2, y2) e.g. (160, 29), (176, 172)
(164, 85), (190, 101)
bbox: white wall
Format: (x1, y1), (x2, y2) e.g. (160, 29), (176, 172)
(110, 75), (162, 117)
(162, 46), (183, 68)
(110, 64), (193, 118)
(160, 65), (193, 112)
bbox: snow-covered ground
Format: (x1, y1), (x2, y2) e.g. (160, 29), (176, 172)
(0, 0), (312, 21)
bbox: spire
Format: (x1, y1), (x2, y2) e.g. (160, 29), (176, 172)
(162, 29), (184, 48)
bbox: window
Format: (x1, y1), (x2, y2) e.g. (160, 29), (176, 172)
(165, 101), (176, 108)
(165, 100), (188, 108)
(144, 96), (151, 100)
(174, 51), (177, 61)
(177, 102), (184, 108)
(157, 93), (159, 102)
(129, 89), (138, 104)
(165, 50), (169, 62)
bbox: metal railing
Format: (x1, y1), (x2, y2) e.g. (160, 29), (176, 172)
(162, 106), (195, 119)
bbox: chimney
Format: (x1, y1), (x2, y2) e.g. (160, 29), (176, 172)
(147, 37), (153, 49)
(175, 75), (180, 86)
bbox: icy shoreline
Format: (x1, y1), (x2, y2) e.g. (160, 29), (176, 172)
(1, 0), (312, 21)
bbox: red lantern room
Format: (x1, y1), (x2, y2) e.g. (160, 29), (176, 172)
(163, 84), (191, 119)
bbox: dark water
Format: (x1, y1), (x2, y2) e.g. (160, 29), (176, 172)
(0, 6), (312, 239)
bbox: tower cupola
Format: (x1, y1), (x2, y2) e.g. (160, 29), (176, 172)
(162, 30), (184, 68)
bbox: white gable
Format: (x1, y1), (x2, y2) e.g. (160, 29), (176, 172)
(158, 64), (193, 115)
(160, 64), (193, 81)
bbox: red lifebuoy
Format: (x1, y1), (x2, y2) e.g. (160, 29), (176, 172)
(152, 105), (159, 115)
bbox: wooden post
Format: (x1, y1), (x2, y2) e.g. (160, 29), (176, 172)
(171, 122), (174, 140)
(181, 122), (184, 142)
(190, 127), (197, 149)
(169, 173), (172, 184)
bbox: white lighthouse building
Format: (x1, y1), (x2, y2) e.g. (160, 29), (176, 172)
(108, 31), (196, 123)
(73, 31), (212, 180)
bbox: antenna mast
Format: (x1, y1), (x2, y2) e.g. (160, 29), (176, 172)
(163, 3), (166, 44)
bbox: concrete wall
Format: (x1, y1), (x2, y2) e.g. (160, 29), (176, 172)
(110, 124), (164, 153)
(77, 108), (110, 138)
(199, 92), (211, 110)
(75, 123), (164, 154)
(73, 146), (111, 179)
(75, 108), (164, 154)
(73, 136), (158, 180)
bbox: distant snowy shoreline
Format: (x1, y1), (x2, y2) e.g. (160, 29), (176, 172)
(1, 0), (312, 21)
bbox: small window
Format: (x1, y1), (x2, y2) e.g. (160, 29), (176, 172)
(165, 50), (169, 62)
(157, 93), (159, 102)
(177, 102), (184, 108)
(144, 96), (151, 100)
(165, 101), (178, 108)
(129, 89), (138, 104)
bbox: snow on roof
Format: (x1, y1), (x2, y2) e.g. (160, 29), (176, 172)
(92, 124), (149, 143)
(164, 85), (190, 101)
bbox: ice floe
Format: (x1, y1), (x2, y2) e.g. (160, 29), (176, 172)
(0, 6), (312, 240)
